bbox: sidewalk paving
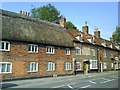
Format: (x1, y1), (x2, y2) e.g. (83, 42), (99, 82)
(1, 71), (119, 86)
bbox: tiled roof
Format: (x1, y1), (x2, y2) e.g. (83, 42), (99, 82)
(67, 29), (120, 51)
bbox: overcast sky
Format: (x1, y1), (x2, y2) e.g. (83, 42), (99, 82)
(2, 2), (118, 40)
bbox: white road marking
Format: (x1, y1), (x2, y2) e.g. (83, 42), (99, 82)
(52, 85), (65, 88)
(68, 85), (74, 89)
(100, 78), (109, 81)
(81, 85), (91, 88)
(89, 81), (96, 84)
(100, 79), (115, 84)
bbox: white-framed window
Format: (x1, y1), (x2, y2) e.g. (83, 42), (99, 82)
(104, 62), (107, 69)
(0, 62), (12, 74)
(46, 46), (55, 54)
(46, 62), (55, 71)
(102, 41), (106, 47)
(91, 49), (95, 56)
(65, 48), (70, 55)
(28, 62), (38, 72)
(75, 47), (81, 55)
(90, 60), (98, 69)
(111, 63), (114, 68)
(64, 62), (72, 70)
(109, 44), (112, 48)
(0, 41), (10, 51)
(76, 62), (81, 71)
(76, 34), (83, 41)
(28, 44), (38, 53)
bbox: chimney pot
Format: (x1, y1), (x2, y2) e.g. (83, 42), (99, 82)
(110, 37), (114, 42)
(59, 16), (66, 28)
(25, 12), (27, 16)
(23, 11), (25, 15)
(82, 22), (89, 34)
(28, 13), (30, 16)
(94, 28), (100, 38)
(20, 11), (23, 14)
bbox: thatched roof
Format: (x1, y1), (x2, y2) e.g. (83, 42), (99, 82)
(0, 9), (73, 47)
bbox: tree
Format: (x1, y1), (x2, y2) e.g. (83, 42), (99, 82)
(66, 21), (77, 30)
(112, 26), (120, 44)
(31, 4), (60, 23)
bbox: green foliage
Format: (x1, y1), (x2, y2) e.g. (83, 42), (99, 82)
(112, 26), (120, 44)
(66, 21), (77, 30)
(31, 4), (60, 23)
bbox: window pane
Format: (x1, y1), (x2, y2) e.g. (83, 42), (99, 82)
(49, 48), (51, 53)
(31, 63), (34, 71)
(35, 46), (38, 52)
(34, 63), (36, 71)
(6, 64), (11, 72)
(32, 46), (34, 52)
(28, 45), (31, 51)
(2, 64), (6, 72)
(1, 42), (4, 49)
(6, 42), (9, 50)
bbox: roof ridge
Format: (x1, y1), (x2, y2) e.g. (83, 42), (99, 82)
(0, 9), (64, 29)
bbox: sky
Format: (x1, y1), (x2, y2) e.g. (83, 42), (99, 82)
(1, 2), (118, 40)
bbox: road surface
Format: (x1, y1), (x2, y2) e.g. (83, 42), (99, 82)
(1, 71), (119, 89)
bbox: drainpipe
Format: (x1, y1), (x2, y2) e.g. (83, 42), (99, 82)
(97, 48), (100, 72)
(73, 58), (76, 75)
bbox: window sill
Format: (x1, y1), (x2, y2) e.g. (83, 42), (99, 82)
(46, 52), (55, 54)
(0, 72), (12, 74)
(28, 71), (38, 73)
(28, 51), (39, 53)
(66, 54), (70, 56)
(65, 69), (72, 71)
(46, 70), (55, 71)
(0, 50), (10, 52)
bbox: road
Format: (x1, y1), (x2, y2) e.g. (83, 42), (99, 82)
(1, 71), (119, 89)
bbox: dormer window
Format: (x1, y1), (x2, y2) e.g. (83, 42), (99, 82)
(87, 37), (94, 43)
(76, 34), (83, 42)
(115, 45), (119, 50)
(102, 41), (106, 47)
(109, 44), (112, 48)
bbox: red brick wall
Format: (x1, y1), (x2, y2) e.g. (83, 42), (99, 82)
(1, 41), (74, 80)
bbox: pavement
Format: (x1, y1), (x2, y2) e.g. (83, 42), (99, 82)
(0, 70), (119, 89)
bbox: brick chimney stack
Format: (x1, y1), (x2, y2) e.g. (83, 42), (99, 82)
(94, 27), (100, 38)
(59, 16), (66, 28)
(82, 21), (89, 34)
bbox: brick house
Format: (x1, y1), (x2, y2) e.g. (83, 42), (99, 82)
(0, 10), (75, 81)
(67, 22), (120, 74)
(0, 9), (120, 81)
